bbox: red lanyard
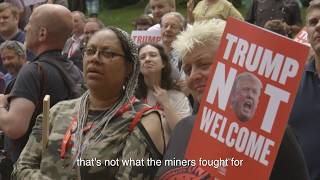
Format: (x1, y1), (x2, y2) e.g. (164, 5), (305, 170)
(143, 98), (162, 110)
(60, 97), (136, 159)
(60, 116), (77, 158)
(116, 97), (136, 116)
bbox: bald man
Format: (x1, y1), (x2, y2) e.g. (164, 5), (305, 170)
(0, 4), (83, 163)
(62, 11), (86, 71)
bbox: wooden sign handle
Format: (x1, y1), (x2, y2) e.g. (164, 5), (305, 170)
(42, 95), (50, 150)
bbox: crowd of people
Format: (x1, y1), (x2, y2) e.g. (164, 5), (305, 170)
(0, 0), (318, 179)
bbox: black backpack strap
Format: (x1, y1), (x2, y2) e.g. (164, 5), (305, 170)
(4, 78), (16, 95)
(41, 59), (77, 97)
(31, 62), (47, 125)
(39, 59), (85, 98)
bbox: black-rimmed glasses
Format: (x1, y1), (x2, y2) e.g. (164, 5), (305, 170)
(83, 47), (125, 61)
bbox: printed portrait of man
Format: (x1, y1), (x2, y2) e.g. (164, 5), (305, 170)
(230, 72), (263, 122)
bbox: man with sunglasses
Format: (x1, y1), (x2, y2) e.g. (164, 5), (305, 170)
(0, 4), (83, 163)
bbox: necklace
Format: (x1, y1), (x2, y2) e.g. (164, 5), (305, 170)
(71, 92), (136, 166)
(72, 92), (118, 166)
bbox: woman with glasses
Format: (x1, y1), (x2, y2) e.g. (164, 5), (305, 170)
(12, 28), (170, 179)
(136, 43), (192, 130)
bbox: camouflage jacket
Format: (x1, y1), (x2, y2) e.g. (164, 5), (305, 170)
(12, 98), (163, 180)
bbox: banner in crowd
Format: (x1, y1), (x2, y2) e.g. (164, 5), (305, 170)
(24, 0), (46, 6)
(294, 27), (310, 47)
(185, 18), (309, 179)
(131, 30), (161, 45)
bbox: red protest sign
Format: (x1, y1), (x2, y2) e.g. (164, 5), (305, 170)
(185, 18), (309, 180)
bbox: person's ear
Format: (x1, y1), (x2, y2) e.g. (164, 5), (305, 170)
(14, 14), (20, 24)
(161, 59), (166, 69)
(39, 27), (48, 42)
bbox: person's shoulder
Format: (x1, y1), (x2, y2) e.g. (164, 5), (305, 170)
(140, 109), (165, 131)
(175, 115), (195, 130)
(220, 0), (232, 6)
(51, 97), (80, 110)
(49, 97), (80, 115)
(193, 0), (205, 12)
(46, 98), (80, 126)
(220, 0), (237, 9)
(196, 0), (205, 6)
(168, 90), (186, 98)
(36, 54), (67, 74)
(12, 30), (25, 42)
(270, 126), (310, 180)
(17, 30), (25, 36)
(15, 62), (39, 77)
(8, 63), (41, 101)
(167, 90), (189, 105)
(20, 60), (60, 77)
(139, 108), (169, 153)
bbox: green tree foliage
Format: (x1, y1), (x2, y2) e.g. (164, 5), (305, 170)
(301, 0), (311, 7)
(106, 0), (140, 9)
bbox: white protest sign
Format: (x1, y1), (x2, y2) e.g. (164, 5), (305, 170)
(131, 30), (161, 45)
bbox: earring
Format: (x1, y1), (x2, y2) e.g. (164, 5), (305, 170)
(123, 76), (131, 91)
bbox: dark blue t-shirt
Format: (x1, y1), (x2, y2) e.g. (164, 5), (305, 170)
(289, 58), (320, 180)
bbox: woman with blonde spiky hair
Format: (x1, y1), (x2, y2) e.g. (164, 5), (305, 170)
(172, 19), (226, 103)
